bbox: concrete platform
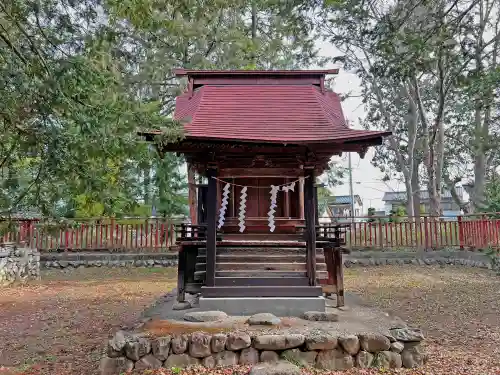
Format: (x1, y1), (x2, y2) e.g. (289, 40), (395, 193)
(198, 296), (325, 316)
(140, 291), (408, 338)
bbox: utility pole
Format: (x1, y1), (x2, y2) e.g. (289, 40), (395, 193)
(348, 152), (355, 223)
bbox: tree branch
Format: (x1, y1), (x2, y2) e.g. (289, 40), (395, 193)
(1, 159), (44, 215)
(0, 26), (28, 65)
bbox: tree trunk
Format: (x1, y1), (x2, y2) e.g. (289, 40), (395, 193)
(250, 0), (257, 64)
(470, 53), (486, 212)
(143, 162), (151, 205)
(470, 1), (499, 212)
(405, 186), (414, 219)
(251, 1), (257, 40)
(473, 140), (487, 212)
(403, 168), (414, 218)
(411, 73), (443, 218)
(365, 74), (418, 217)
(411, 161), (421, 222)
(427, 167), (441, 217)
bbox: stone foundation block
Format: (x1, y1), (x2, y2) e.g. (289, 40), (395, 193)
(101, 327), (427, 374)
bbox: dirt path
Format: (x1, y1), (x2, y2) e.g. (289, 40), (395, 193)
(0, 266), (499, 375)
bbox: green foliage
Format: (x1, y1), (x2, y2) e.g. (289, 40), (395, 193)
(482, 179), (500, 218)
(153, 154), (188, 217)
(73, 195), (105, 218)
(389, 206), (406, 223)
(323, 160), (346, 188)
(0, 0), (320, 220)
(0, 0), (177, 218)
(316, 185), (331, 201)
(132, 204), (153, 218)
(318, 0), (500, 215)
(367, 207), (376, 222)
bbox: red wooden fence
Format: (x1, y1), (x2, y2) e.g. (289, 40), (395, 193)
(0, 218), (182, 252)
(322, 215), (500, 250)
(1, 215), (499, 252)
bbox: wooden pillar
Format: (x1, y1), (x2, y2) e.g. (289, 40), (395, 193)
(333, 248), (345, 307)
(187, 163), (197, 225)
(231, 179), (235, 218)
(284, 177), (291, 218)
(176, 247), (187, 302)
(197, 185), (207, 225)
(314, 183), (319, 226)
(216, 179), (221, 212)
(304, 169), (317, 286)
(205, 167), (218, 287)
(299, 177), (305, 219)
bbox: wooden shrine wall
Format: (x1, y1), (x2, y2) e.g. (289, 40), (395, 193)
(218, 177), (300, 219)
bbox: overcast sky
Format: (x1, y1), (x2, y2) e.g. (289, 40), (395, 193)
(315, 40), (402, 211)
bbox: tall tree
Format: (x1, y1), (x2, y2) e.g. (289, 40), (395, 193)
(318, 0), (428, 216)
(443, 0), (500, 211)
(319, 0), (499, 216)
(0, 0), (176, 218)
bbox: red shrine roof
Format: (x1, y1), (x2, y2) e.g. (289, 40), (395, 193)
(169, 69), (390, 144)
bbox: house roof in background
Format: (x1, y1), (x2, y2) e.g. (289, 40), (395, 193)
(327, 195), (363, 206)
(382, 187), (464, 202)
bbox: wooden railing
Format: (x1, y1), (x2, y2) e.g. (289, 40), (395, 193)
(295, 224), (349, 246)
(175, 223), (207, 240)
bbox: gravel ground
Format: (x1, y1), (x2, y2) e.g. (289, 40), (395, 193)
(0, 265), (499, 375)
(0, 267), (176, 375)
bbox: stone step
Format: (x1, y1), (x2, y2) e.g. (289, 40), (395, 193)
(194, 270), (328, 280)
(196, 254), (326, 263)
(195, 262), (327, 272)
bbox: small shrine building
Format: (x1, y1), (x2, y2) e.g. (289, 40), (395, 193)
(142, 69), (390, 315)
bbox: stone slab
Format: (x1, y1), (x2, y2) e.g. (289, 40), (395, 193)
(198, 297), (325, 317)
(141, 291), (407, 339)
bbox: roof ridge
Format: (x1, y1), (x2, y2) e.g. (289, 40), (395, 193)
(201, 83), (321, 86)
(310, 87), (347, 130)
(175, 69), (339, 77)
(188, 86), (208, 126)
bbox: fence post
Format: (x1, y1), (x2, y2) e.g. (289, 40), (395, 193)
(65, 223), (69, 249)
(377, 220), (383, 248)
(482, 214), (488, 249)
(111, 218), (115, 246)
(424, 216), (429, 251)
(458, 215), (464, 250)
(28, 220), (34, 248)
